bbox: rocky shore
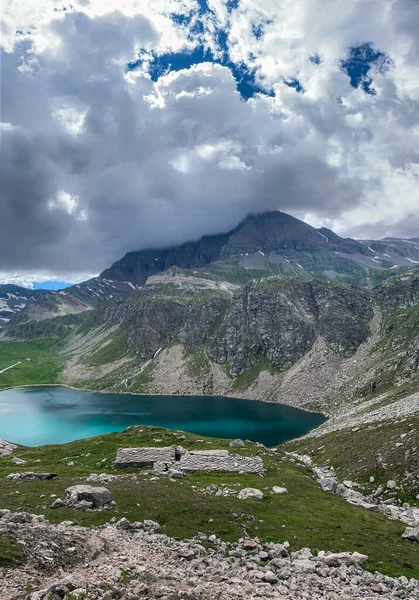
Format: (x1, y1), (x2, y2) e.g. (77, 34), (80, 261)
(1, 509), (419, 600)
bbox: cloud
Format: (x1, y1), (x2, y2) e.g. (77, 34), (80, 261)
(0, 0), (419, 279)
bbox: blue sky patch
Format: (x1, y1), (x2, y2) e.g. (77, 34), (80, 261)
(340, 43), (391, 95)
(127, 3), (277, 100)
(225, 0), (240, 11)
(33, 281), (73, 291)
(309, 54), (321, 65)
(285, 78), (304, 93)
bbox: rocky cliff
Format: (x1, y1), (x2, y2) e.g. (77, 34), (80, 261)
(100, 211), (419, 287)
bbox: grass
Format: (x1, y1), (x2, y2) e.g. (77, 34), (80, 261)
(0, 338), (64, 389)
(87, 334), (131, 366)
(1, 425), (419, 578)
(232, 355), (281, 391)
(286, 415), (419, 501)
(0, 535), (26, 568)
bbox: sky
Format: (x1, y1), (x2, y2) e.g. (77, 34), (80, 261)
(1, 0), (419, 288)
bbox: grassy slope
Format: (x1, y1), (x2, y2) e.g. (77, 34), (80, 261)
(287, 416), (419, 501)
(0, 338), (63, 390)
(1, 426), (419, 579)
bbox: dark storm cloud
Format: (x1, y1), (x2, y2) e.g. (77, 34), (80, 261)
(1, 1), (418, 279)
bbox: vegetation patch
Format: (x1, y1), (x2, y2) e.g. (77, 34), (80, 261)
(287, 415), (419, 502)
(1, 426), (419, 578)
(0, 535), (26, 568)
(0, 338), (64, 389)
(87, 334), (131, 366)
(232, 355), (281, 391)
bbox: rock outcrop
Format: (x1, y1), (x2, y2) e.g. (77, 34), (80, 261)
(7, 472), (57, 481)
(51, 486), (115, 511)
(0, 440), (17, 456)
(2, 510), (418, 600)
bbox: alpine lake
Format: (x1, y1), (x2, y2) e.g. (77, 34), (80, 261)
(0, 386), (325, 447)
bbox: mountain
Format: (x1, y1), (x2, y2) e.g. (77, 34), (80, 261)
(0, 285), (49, 327)
(1, 209), (419, 510)
(0, 278), (139, 328)
(3, 210), (419, 329)
(101, 211), (419, 287)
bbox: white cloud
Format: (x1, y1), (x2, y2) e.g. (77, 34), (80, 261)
(1, 0), (419, 282)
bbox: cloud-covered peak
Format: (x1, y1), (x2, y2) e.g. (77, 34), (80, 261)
(1, 0), (418, 279)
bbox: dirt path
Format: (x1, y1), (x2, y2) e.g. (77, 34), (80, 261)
(0, 361), (21, 375)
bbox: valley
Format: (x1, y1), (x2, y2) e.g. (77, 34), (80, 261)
(1, 210), (419, 598)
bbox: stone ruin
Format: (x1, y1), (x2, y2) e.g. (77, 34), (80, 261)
(114, 446), (264, 476)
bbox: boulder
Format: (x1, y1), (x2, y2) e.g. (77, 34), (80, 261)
(167, 468), (184, 479)
(242, 538), (259, 550)
(387, 480), (397, 490)
(229, 439), (245, 448)
(272, 486), (288, 494)
(7, 472), (57, 480)
(402, 527), (419, 542)
(0, 440), (17, 457)
(318, 478), (337, 493)
(143, 519), (161, 532)
(238, 488), (264, 500)
(51, 498), (64, 509)
(262, 571), (279, 584)
(319, 551), (368, 567)
(116, 518), (131, 530)
(65, 485), (113, 508)
(11, 457), (26, 465)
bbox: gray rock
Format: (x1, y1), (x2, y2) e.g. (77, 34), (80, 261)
(65, 485), (113, 508)
(402, 527), (419, 542)
(238, 488), (264, 500)
(387, 480), (397, 490)
(319, 551), (368, 567)
(73, 500), (94, 510)
(0, 440), (17, 456)
(7, 472), (57, 480)
(262, 570), (279, 584)
(51, 498), (64, 509)
(272, 486), (288, 494)
(116, 518), (131, 530)
(229, 439), (245, 448)
(167, 468), (184, 479)
(11, 457), (26, 465)
(318, 478), (337, 493)
(143, 519), (161, 532)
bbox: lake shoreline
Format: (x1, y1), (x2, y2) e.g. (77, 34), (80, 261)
(0, 382), (327, 418)
(0, 385), (326, 448)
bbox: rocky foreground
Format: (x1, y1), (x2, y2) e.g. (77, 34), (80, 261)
(1, 510), (419, 600)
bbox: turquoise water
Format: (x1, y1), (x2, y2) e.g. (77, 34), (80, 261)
(0, 386), (325, 447)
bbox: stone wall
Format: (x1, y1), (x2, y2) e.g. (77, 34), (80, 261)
(115, 447), (176, 468)
(180, 452), (264, 475)
(114, 446), (264, 475)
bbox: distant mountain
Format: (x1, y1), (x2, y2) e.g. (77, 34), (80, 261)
(100, 211), (419, 287)
(2, 210), (419, 329)
(0, 279), (138, 328)
(0, 285), (49, 327)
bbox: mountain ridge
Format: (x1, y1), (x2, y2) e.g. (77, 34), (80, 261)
(100, 210), (419, 287)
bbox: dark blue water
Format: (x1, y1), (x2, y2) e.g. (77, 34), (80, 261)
(0, 386), (325, 447)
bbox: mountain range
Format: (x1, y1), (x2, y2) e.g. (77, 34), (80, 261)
(1, 209), (419, 498)
(2, 211), (419, 327)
